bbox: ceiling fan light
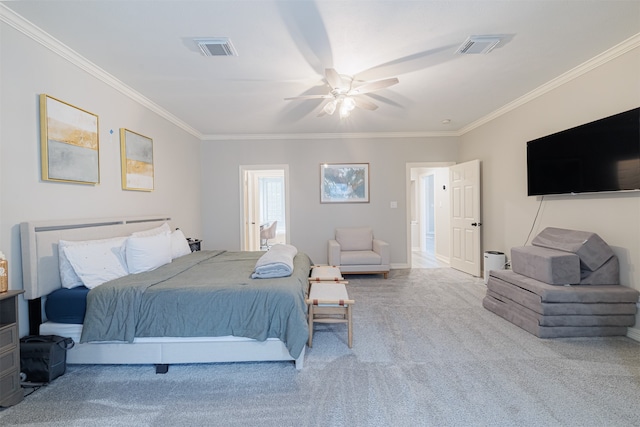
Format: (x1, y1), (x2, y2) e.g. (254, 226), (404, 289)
(323, 100), (337, 115)
(343, 96), (356, 111)
(339, 103), (351, 119)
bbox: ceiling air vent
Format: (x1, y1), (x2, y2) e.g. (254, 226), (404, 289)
(456, 36), (502, 54)
(194, 38), (238, 57)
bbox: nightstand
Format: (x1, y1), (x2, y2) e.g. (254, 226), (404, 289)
(188, 238), (202, 252)
(0, 290), (24, 407)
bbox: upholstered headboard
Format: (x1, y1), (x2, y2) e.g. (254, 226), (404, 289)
(20, 215), (171, 300)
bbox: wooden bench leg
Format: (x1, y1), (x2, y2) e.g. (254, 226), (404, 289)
(347, 305), (353, 348)
(308, 303), (314, 348)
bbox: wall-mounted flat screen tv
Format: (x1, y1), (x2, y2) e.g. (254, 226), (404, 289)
(527, 107), (640, 196)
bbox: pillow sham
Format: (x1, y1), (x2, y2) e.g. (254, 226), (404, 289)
(170, 229), (192, 259)
(58, 240), (86, 289)
(62, 236), (128, 289)
(131, 222), (170, 238)
(126, 231), (172, 274)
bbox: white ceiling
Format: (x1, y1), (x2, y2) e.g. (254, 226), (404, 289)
(2, 1), (639, 139)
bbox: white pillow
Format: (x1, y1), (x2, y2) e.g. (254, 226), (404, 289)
(62, 237), (128, 289)
(125, 232), (172, 274)
(131, 222), (170, 238)
(58, 240), (86, 289)
(170, 229), (192, 259)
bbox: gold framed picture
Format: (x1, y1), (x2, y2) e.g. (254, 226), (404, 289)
(40, 94), (99, 184)
(120, 128), (154, 191)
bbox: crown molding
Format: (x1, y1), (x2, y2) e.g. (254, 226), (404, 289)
(201, 130), (461, 141)
(0, 4), (203, 139)
(459, 32), (640, 135)
(3, 5), (637, 142)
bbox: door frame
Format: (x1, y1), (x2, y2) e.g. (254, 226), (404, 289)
(239, 164), (290, 251)
(406, 162), (454, 268)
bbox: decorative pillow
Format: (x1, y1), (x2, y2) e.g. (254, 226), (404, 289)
(58, 240), (86, 289)
(62, 237), (128, 289)
(125, 231), (172, 274)
(131, 222), (170, 238)
(170, 229), (192, 259)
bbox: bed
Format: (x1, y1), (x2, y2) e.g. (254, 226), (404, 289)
(20, 216), (311, 371)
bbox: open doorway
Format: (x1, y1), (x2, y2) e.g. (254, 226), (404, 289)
(240, 165), (290, 251)
(407, 163), (453, 268)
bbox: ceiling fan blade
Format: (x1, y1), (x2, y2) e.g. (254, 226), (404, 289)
(284, 94), (331, 101)
(350, 77), (399, 95)
(354, 97), (378, 111)
(325, 68), (343, 90)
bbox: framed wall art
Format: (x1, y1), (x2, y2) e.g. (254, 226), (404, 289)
(40, 94), (99, 184)
(120, 128), (154, 191)
(320, 163), (369, 203)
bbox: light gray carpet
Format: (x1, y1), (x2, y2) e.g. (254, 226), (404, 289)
(2, 268), (640, 426)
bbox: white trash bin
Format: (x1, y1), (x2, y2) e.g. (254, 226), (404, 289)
(484, 251), (506, 284)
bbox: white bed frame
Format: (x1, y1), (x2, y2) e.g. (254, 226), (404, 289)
(20, 216), (305, 371)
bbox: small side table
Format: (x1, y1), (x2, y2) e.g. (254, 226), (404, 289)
(187, 239), (202, 252)
(0, 290), (25, 407)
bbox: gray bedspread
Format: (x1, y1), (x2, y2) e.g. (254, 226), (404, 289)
(80, 250), (312, 358)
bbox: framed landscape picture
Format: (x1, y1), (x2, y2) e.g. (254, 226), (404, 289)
(320, 163), (369, 203)
(120, 128), (154, 191)
(40, 94), (99, 184)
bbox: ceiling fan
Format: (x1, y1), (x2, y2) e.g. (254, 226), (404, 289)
(284, 68), (399, 118)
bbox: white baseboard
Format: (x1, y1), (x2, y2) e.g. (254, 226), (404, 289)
(626, 326), (640, 342)
(391, 263), (410, 270)
(435, 254), (450, 264)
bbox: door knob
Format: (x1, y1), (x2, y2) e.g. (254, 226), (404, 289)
(471, 222), (482, 227)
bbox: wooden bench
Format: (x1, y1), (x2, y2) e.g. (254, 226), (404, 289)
(306, 282), (354, 348)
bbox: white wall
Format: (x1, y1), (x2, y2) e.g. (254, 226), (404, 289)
(460, 46), (640, 332)
(201, 137), (460, 266)
(1, 22), (202, 334)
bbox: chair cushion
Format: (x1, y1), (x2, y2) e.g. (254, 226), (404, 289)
(341, 250), (381, 265)
(335, 227), (373, 251)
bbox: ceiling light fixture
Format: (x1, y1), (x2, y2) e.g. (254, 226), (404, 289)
(322, 94), (357, 119)
(323, 99), (337, 115)
(285, 69), (399, 119)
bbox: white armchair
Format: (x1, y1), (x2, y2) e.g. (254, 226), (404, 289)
(328, 227), (390, 279)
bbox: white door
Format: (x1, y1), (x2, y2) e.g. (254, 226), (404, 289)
(449, 159), (481, 276)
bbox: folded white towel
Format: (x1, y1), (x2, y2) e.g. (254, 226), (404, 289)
(251, 244), (298, 279)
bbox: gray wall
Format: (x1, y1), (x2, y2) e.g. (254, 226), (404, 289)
(460, 45), (640, 334)
(201, 137), (460, 265)
(1, 21), (202, 333)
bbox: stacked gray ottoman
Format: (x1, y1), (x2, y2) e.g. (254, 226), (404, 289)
(483, 227), (638, 338)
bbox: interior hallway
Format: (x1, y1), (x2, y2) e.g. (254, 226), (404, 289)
(412, 234), (448, 269)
